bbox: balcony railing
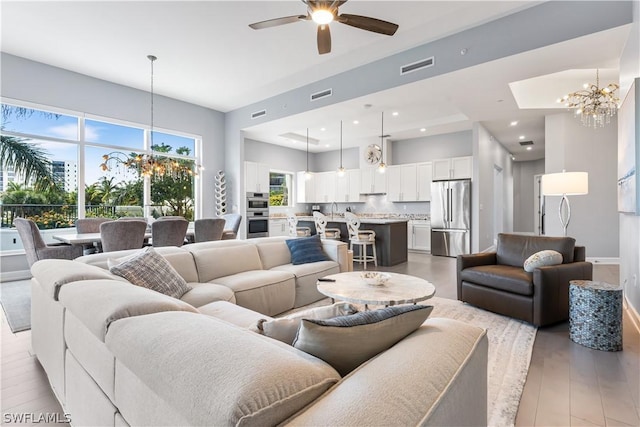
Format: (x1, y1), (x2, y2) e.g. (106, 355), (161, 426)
(0, 204), (120, 229)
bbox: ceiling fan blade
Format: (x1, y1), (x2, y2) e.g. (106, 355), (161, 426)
(249, 15), (307, 30)
(337, 13), (399, 36)
(317, 25), (332, 55)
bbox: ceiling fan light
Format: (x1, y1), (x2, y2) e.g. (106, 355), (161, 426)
(312, 9), (334, 25)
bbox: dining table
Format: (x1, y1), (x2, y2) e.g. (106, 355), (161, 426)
(52, 226), (195, 246)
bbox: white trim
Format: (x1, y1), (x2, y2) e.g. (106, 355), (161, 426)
(586, 257), (620, 265)
(624, 296), (640, 336)
(1, 270), (31, 282)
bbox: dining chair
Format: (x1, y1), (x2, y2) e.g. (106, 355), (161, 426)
(151, 218), (189, 247)
(344, 212), (377, 270)
(221, 214), (242, 240)
(194, 218), (226, 242)
(312, 211), (341, 240)
(156, 216), (186, 221)
(14, 218), (83, 267)
(287, 213), (311, 237)
(100, 220), (147, 252)
(75, 217), (112, 254)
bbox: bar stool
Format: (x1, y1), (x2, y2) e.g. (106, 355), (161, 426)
(345, 212), (377, 270)
(313, 211), (341, 240)
(287, 213), (311, 237)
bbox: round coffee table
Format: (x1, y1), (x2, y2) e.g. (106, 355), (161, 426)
(317, 272), (436, 310)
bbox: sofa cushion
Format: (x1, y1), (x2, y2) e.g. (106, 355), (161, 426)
(106, 311), (340, 427)
(293, 305), (433, 376)
(255, 239), (292, 270)
(199, 301), (272, 329)
(188, 243), (263, 282)
(496, 233), (575, 267)
(524, 250), (563, 272)
(179, 282), (236, 308)
(58, 280), (197, 341)
(460, 264), (533, 296)
(256, 303), (358, 345)
(109, 247), (192, 299)
(286, 235), (330, 265)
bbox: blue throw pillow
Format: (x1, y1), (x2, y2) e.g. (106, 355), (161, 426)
(286, 234), (330, 265)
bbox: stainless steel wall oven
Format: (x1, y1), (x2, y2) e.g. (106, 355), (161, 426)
(246, 192), (269, 238)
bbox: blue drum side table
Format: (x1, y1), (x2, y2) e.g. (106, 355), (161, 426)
(569, 280), (623, 351)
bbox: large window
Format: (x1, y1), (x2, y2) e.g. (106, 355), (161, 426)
(0, 102), (201, 228)
(269, 171), (293, 207)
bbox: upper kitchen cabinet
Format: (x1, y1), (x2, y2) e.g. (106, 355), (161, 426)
(360, 167), (387, 194)
(387, 164), (417, 202)
(296, 171), (315, 203)
(335, 169), (361, 203)
(416, 162), (432, 201)
(245, 161), (270, 193)
(431, 156), (473, 180)
(314, 171), (336, 203)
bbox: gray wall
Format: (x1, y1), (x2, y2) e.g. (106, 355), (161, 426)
(245, 138), (308, 172)
(513, 159), (545, 233)
(545, 113), (619, 257)
(313, 147), (359, 172)
(391, 131), (472, 164)
(1, 53), (226, 218)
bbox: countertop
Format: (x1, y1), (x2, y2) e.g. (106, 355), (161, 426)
(294, 216), (409, 224)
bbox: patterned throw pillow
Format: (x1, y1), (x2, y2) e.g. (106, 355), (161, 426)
(523, 250), (563, 272)
(292, 305), (433, 376)
(285, 234), (330, 265)
(109, 247), (191, 299)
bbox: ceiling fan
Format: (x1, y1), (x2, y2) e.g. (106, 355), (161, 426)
(249, 0), (399, 55)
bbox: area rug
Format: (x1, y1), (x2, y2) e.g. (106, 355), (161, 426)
(0, 280), (31, 333)
(283, 296), (537, 427)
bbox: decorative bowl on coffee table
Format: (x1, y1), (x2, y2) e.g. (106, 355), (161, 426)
(361, 272), (391, 286)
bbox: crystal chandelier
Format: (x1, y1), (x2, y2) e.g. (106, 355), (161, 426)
(557, 69), (620, 128)
(100, 55), (196, 178)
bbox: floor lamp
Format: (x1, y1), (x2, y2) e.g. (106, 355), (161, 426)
(541, 171), (589, 236)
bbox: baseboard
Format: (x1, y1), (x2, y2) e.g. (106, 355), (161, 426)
(624, 296), (640, 336)
(1, 269), (31, 282)
(586, 257), (620, 265)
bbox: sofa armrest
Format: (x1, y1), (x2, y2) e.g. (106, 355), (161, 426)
(456, 252), (497, 297)
(574, 246), (586, 262)
(532, 261), (593, 326)
(321, 239), (350, 273)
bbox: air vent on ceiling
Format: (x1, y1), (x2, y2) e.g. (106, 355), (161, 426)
(400, 56), (435, 75)
(310, 88), (332, 102)
(519, 140), (534, 146)
(251, 109), (267, 119)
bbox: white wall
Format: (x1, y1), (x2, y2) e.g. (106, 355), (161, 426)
(472, 123), (514, 252)
(391, 131), (472, 164)
(1, 53), (226, 219)
(544, 113), (619, 257)
(513, 159), (545, 233)
(618, 0), (640, 320)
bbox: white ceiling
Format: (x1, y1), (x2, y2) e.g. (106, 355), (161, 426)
(1, 1), (630, 162)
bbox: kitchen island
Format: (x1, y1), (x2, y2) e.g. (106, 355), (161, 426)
(296, 216), (408, 267)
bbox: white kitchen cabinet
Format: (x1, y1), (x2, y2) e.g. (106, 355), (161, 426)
(360, 167), (387, 194)
(296, 171), (315, 203)
(314, 172), (336, 203)
(269, 218), (288, 237)
(431, 156), (472, 180)
(245, 161), (270, 193)
(335, 169), (361, 203)
(387, 164), (417, 202)
(416, 162), (432, 201)
(408, 220), (431, 252)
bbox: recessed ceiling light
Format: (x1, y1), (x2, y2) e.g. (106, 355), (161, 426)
(353, 120), (359, 125)
(526, 146), (532, 151)
(325, 144), (330, 148)
(519, 135), (525, 140)
(320, 127), (326, 131)
(420, 128), (426, 132)
(392, 112), (399, 116)
(510, 121), (518, 126)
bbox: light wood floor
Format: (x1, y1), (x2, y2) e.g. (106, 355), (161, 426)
(1, 254), (639, 426)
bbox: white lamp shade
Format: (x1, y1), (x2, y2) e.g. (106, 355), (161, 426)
(541, 171), (588, 196)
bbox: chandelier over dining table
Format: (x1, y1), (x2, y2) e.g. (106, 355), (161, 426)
(557, 69), (620, 128)
(99, 55), (197, 179)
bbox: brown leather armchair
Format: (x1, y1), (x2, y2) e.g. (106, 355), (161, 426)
(457, 233), (593, 327)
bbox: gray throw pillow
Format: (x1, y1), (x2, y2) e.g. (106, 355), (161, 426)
(255, 303), (358, 345)
(109, 247), (191, 299)
(292, 305), (433, 376)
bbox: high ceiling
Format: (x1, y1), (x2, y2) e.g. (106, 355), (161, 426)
(1, 1), (630, 161)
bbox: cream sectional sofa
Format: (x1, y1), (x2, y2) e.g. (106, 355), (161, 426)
(30, 236), (489, 426)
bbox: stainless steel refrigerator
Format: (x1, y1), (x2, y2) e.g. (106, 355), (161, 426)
(430, 179), (471, 257)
